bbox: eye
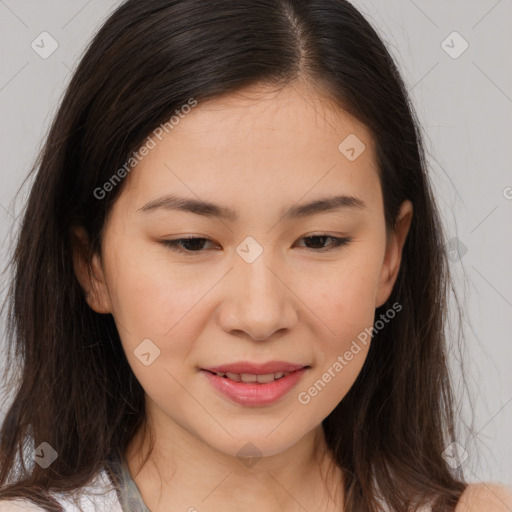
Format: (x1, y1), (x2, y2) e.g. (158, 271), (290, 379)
(296, 234), (352, 251)
(161, 234), (351, 254)
(161, 236), (215, 253)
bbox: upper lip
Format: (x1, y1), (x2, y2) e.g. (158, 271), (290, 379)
(202, 361), (308, 375)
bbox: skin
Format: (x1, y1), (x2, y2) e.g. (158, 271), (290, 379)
(72, 78), (496, 511)
(457, 484), (512, 512)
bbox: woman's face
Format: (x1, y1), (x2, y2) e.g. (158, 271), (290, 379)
(74, 82), (412, 460)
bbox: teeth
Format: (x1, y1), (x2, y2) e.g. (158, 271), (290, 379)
(212, 370), (291, 383)
(240, 373), (258, 383)
(256, 373), (276, 384)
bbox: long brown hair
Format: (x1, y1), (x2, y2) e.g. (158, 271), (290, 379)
(0, 0), (468, 510)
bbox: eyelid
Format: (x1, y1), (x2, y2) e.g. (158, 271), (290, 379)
(160, 233), (352, 254)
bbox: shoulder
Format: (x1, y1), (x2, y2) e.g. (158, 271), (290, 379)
(0, 467), (122, 512)
(455, 483), (512, 511)
(0, 499), (46, 511)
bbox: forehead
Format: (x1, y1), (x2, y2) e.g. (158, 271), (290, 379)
(118, 82), (380, 214)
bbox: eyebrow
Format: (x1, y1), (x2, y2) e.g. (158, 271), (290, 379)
(138, 193), (366, 221)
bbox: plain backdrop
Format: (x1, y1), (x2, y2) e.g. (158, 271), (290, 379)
(0, 0), (511, 486)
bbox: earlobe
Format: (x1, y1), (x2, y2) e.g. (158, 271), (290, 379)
(375, 200), (413, 308)
(70, 226), (112, 314)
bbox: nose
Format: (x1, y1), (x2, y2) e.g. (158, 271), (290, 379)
(217, 253), (298, 341)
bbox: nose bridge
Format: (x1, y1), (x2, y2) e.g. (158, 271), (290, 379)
(240, 250), (277, 295)
(221, 239), (296, 340)
(237, 246), (282, 309)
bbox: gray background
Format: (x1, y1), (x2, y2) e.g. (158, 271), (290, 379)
(0, 0), (511, 486)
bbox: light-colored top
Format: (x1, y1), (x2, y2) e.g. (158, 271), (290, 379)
(1, 472), (511, 511)
(0, 467), (122, 511)
(0, 468), (123, 511)
(0, 449), (151, 512)
(0, 473), (431, 512)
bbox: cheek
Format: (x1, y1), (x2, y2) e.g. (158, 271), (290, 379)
(304, 257), (380, 343)
(294, 259), (379, 412)
(296, 342), (370, 423)
(296, 283), (375, 419)
(104, 248), (213, 364)
(107, 257), (208, 409)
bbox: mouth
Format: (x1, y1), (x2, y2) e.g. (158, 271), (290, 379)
(201, 361), (308, 376)
(200, 362), (310, 406)
(202, 368), (304, 384)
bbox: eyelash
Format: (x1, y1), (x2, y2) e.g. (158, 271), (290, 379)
(161, 234), (352, 254)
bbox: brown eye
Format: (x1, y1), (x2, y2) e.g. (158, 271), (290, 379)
(296, 235), (351, 251)
(161, 234), (351, 255)
(162, 237), (215, 253)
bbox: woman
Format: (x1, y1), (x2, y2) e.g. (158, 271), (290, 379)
(0, 0), (510, 510)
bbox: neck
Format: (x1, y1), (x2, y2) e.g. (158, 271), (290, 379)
(124, 413), (344, 512)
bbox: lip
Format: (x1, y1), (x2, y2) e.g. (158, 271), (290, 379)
(202, 361), (307, 374)
(201, 366), (309, 406)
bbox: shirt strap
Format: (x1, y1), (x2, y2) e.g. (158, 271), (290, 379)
(104, 449), (152, 512)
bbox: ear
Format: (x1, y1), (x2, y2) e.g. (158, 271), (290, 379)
(375, 200), (413, 308)
(70, 226), (113, 314)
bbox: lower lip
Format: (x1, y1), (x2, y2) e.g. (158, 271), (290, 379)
(201, 368), (308, 406)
